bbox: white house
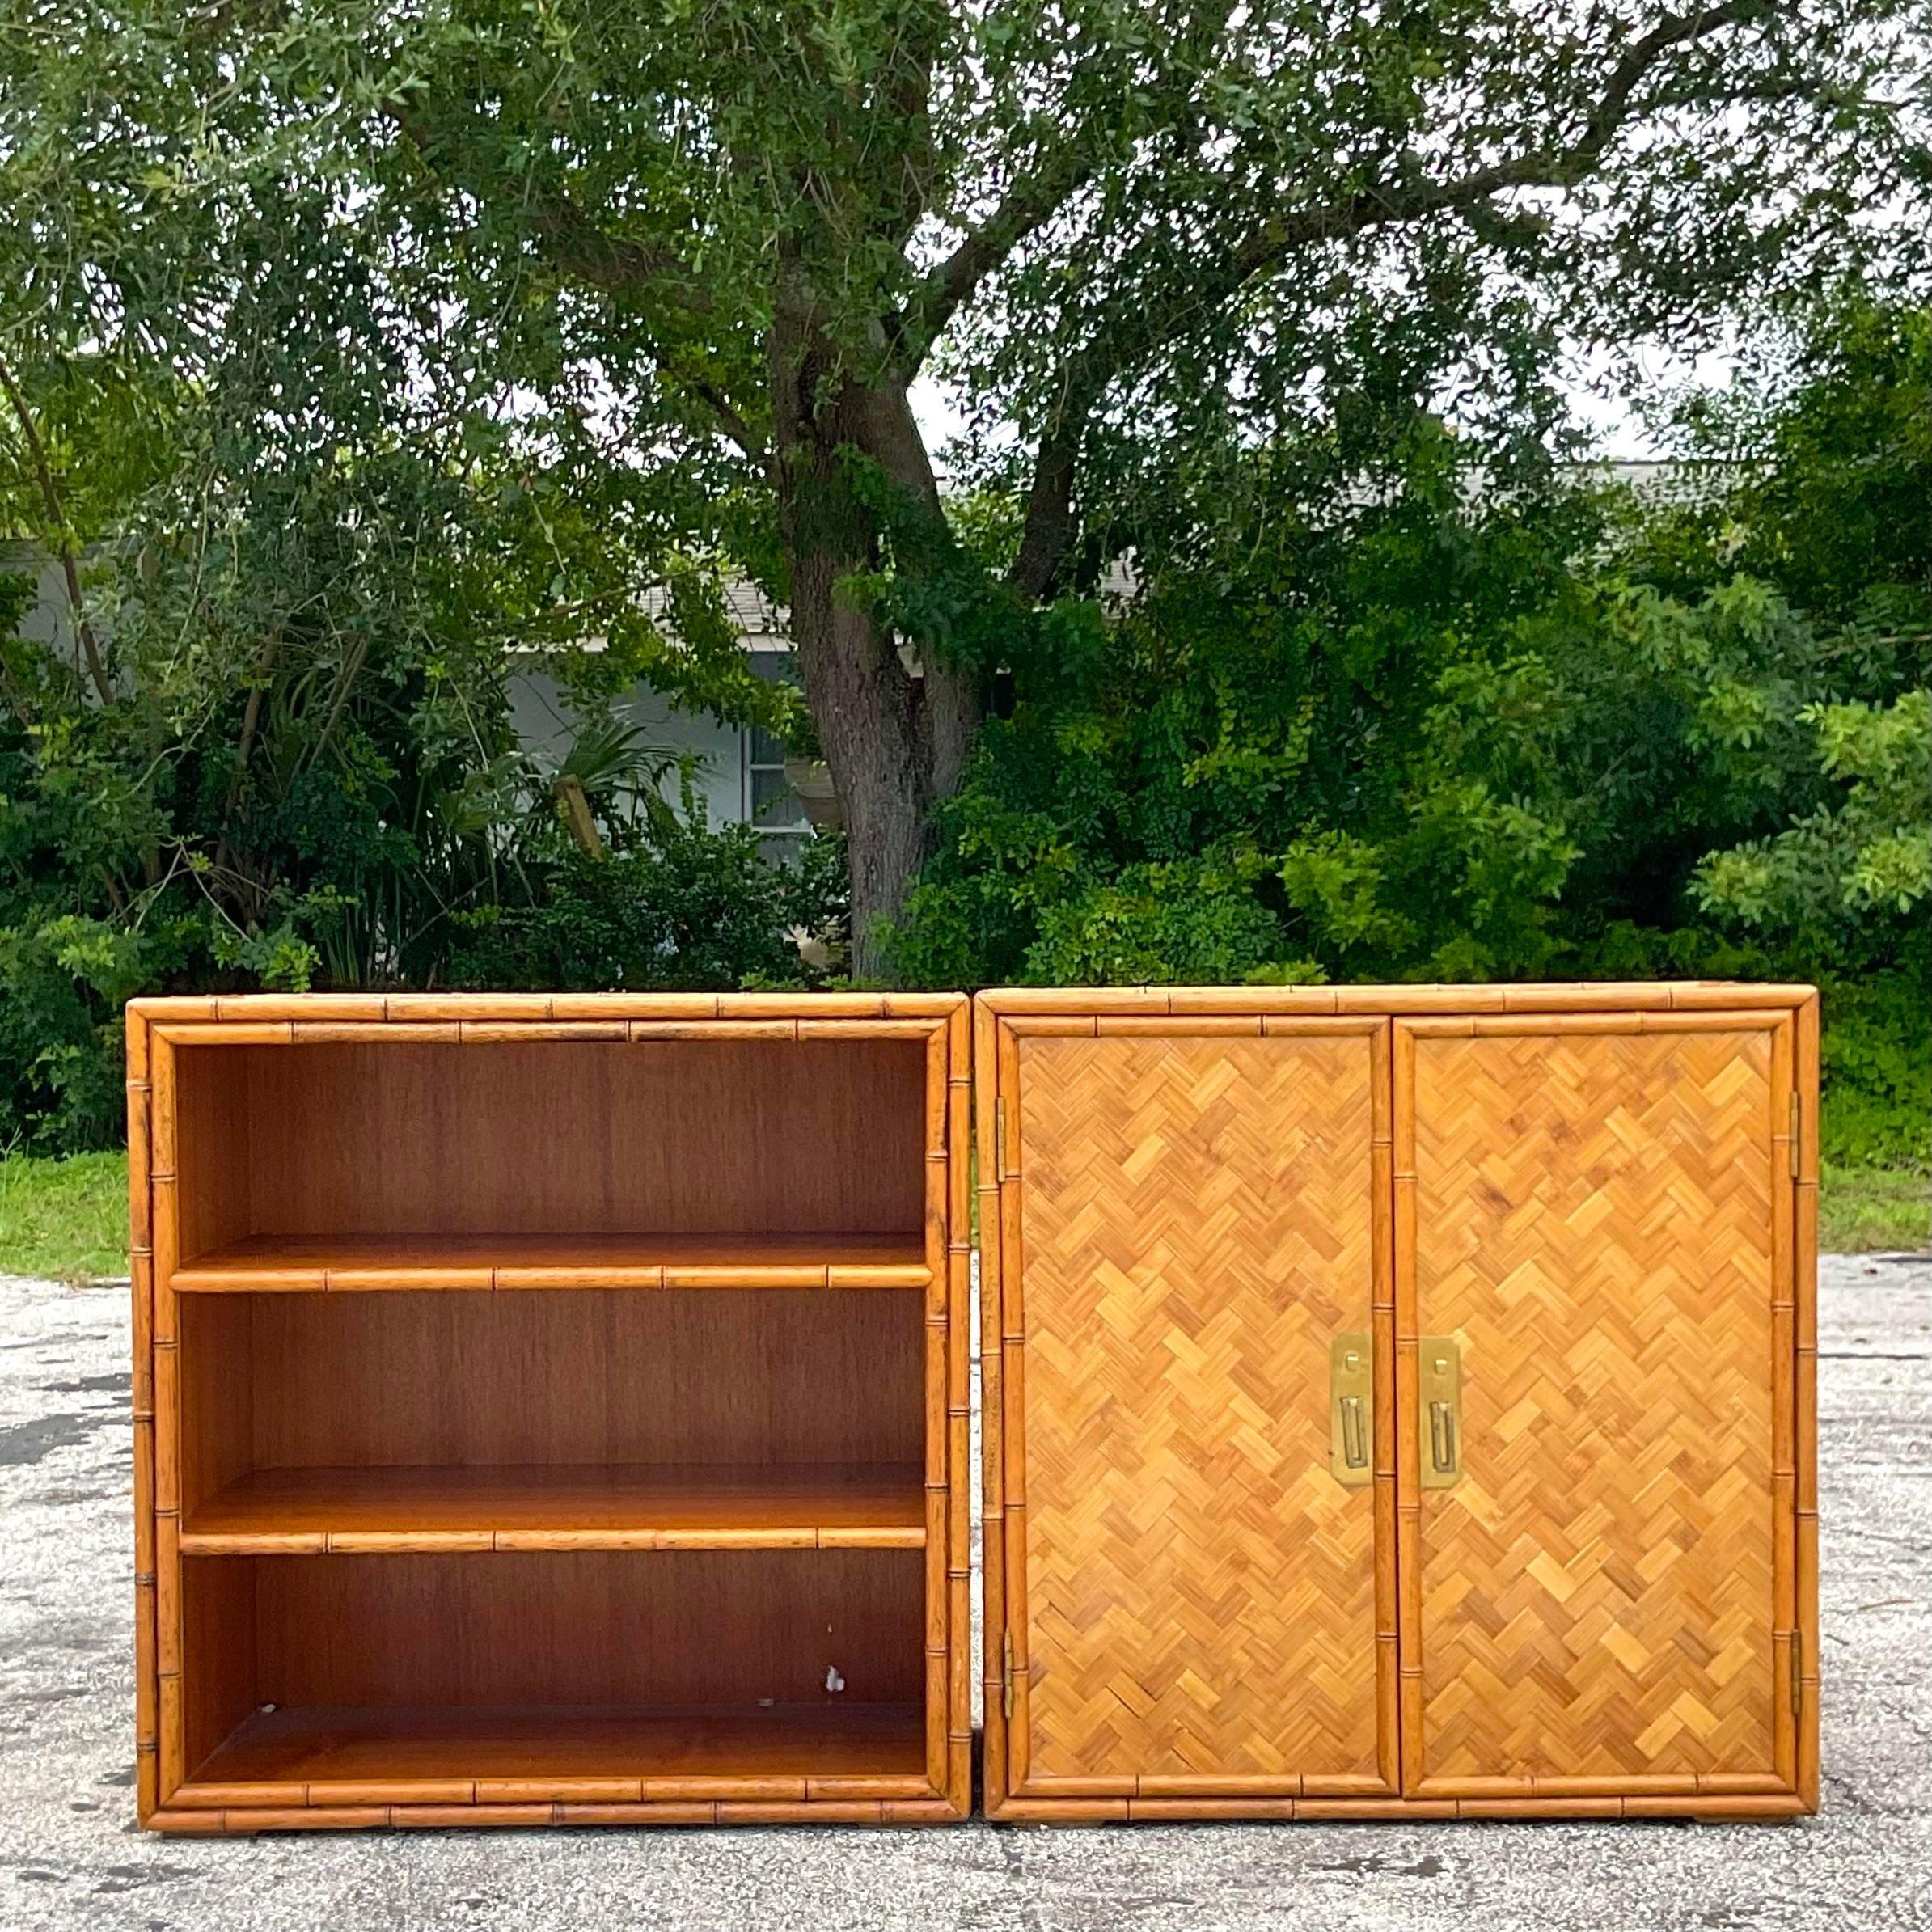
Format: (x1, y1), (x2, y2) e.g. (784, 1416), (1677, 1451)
(507, 579), (813, 860)
(1, 544), (814, 858)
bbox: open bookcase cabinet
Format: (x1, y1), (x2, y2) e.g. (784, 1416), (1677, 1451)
(129, 992), (972, 1833)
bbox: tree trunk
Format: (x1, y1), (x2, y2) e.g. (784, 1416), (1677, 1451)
(786, 528), (930, 978)
(772, 327), (984, 979)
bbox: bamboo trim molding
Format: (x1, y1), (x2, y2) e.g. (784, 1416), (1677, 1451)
(976, 982), (1814, 1017)
(131, 992), (966, 1026)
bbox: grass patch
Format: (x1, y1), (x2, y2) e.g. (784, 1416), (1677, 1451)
(0, 1144), (1924, 1283)
(0, 1149), (129, 1281)
(1818, 1162), (1930, 1254)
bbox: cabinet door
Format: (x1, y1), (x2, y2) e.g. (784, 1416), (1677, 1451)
(1395, 1013), (1799, 1799)
(988, 1017), (1397, 1808)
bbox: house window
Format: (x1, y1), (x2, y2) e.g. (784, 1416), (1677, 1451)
(745, 650), (810, 861)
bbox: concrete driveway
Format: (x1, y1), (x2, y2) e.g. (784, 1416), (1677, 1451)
(2, 1254), (1926, 1932)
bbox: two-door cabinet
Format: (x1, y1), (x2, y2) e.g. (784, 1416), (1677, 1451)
(978, 983), (1819, 1822)
(128, 992), (973, 1833)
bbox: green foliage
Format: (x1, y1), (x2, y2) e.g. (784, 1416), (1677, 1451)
(1638, 300), (1932, 625)
(446, 815), (847, 994)
(1817, 968), (1931, 1171)
(1694, 691), (1931, 933)
(1028, 857), (1311, 987)
(2, 0), (1926, 1164)
(0, 1149), (129, 1281)
(893, 303), (1932, 1177)
(5, 0), (1926, 974)
(0, 919), (134, 1156)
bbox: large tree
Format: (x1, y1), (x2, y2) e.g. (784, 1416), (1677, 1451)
(3, 0), (1925, 972)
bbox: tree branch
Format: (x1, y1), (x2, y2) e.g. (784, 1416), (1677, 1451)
(900, 0), (1249, 372)
(644, 347), (769, 465)
(520, 196), (776, 463)
(897, 146), (1097, 369)
(1007, 0), (1777, 596)
(523, 192), (715, 319)
(382, 97), (769, 465)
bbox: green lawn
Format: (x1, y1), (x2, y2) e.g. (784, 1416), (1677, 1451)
(1819, 1161), (1931, 1254)
(0, 1150), (131, 1281)
(2, 1145), (1926, 1282)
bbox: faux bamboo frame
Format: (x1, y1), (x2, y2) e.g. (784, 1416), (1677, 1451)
(130, 981), (1818, 1831)
(977, 982), (1820, 1824)
(128, 992), (972, 1833)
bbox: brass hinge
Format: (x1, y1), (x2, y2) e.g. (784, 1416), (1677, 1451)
(1791, 1632), (1803, 1714)
(1003, 1632), (1015, 1719)
(1790, 1093), (1802, 1178)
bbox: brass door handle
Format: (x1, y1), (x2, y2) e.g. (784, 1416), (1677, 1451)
(1329, 1333), (1372, 1487)
(1341, 1396), (1368, 1469)
(1419, 1336), (1462, 1489)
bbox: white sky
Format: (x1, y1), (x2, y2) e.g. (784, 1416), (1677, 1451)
(910, 343), (1740, 472)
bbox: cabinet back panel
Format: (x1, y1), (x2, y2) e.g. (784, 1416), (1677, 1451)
(183, 1549), (923, 1710)
(175, 1289), (922, 1484)
(172, 1039), (926, 1247)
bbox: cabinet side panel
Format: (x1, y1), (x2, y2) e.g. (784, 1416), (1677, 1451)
(180, 1558), (260, 1779)
(1411, 1025), (1779, 1784)
(174, 1048), (255, 1262)
(1015, 1031), (1385, 1786)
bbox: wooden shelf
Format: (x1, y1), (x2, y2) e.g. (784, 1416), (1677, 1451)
(181, 1701), (928, 1800)
(180, 1462), (927, 1554)
(171, 1231), (930, 1292)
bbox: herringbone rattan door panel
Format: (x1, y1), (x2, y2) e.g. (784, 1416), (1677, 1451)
(1012, 1028), (1389, 1791)
(1401, 1021), (1785, 1791)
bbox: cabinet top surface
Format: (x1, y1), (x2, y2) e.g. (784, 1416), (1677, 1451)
(126, 991), (966, 1025)
(976, 981), (1816, 1017)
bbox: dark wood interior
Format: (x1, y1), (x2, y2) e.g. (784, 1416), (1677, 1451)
(172, 1038), (927, 1257)
(175, 1286), (924, 1547)
(177, 1289), (921, 1500)
(181, 1549), (925, 1787)
(165, 1030), (939, 1804)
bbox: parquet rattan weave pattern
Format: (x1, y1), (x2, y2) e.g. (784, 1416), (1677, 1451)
(1410, 1027), (1778, 1782)
(1016, 1034), (1383, 1783)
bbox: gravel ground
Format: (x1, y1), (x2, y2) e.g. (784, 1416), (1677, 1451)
(0, 1253), (1926, 1932)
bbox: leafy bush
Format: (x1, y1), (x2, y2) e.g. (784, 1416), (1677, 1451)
(1694, 691), (1930, 934)
(890, 302), (1930, 1173)
(1819, 969), (1931, 1170)
(894, 493), (1879, 988)
(446, 818), (846, 993)
(0, 552), (839, 1149)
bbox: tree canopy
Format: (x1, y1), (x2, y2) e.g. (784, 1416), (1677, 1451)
(4, 0), (1927, 965)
